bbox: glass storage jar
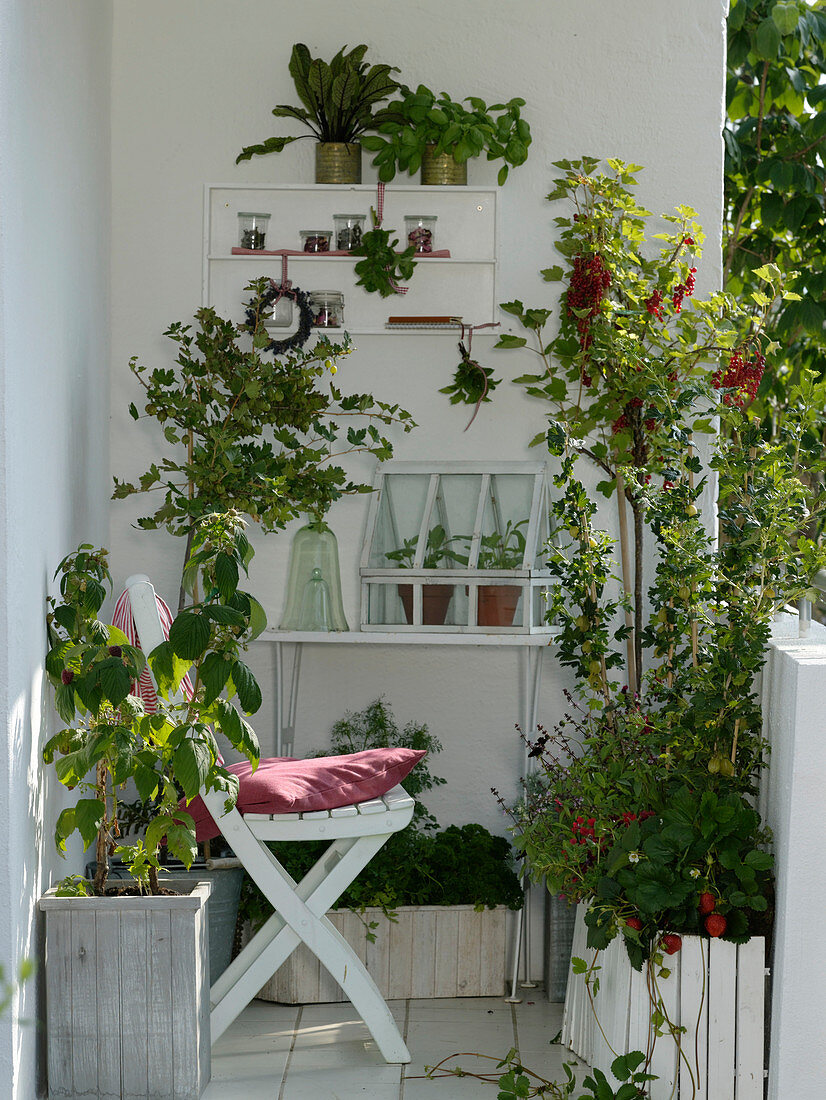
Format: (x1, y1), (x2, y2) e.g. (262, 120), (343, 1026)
(333, 213), (366, 251)
(404, 215), (437, 254)
(263, 294), (294, 329)
(300, 229), (332, 253)
(309, 290), (344, 328)
(237, 211), (271, 250)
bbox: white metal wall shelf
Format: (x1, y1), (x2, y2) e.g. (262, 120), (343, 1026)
(253, 628), (554, 758)
(203, 183), (499, 334)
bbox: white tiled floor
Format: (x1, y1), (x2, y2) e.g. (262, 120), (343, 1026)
(203, 993), (583, 1100)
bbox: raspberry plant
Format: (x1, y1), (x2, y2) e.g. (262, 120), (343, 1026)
(44, 513), (264, 895)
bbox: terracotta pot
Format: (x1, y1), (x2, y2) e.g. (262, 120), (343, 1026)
(315, 142), (362, 184)
(421, 145), (467, 185)
(398, 584), (453, 625)
(477, 585), (521, 627)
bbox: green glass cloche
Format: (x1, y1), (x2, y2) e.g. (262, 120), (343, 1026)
(280, 521), (350, 631)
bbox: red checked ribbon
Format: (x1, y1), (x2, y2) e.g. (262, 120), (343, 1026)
(376, 182), (409, 295)
(459, 320), (500, 354)
(271, 254), (292, 300)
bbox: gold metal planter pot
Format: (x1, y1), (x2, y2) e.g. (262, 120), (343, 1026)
(315, 142), (362, 184)
(421, 145), (467, 185)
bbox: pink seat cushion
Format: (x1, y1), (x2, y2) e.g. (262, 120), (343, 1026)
(184, 747), (425, 842)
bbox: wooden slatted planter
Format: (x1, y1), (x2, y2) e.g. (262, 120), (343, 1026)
(256, 904), (512, 1003)
(561, 907), (765, 1099)
(39, 880), (211, 1100)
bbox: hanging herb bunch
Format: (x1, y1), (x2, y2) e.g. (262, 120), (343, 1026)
(440, 340), (501, 429)
(353, 207), (417, 297)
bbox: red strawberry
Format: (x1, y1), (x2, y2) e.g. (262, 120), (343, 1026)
(60, 669), (74, 685)
(698, 892), (716, 915)
(626, 917), (643, 931)
(662, 933), (682, 955)
(704, 914), (727, 938)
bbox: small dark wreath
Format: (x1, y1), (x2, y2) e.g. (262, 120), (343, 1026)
(243, 279), (314, 354)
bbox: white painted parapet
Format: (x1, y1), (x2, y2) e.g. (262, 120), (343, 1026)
(762, 616), (826, 1100)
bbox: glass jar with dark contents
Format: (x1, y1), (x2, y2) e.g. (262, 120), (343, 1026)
(237, 211), (271, 250)
(300, 229), (332, 253)
(333, 214), (366, 252)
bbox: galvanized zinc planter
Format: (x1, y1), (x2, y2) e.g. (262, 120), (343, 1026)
(39, 880), (211, 1100)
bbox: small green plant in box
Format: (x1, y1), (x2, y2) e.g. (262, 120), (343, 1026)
(384, 524), (457, 569)
(455, 518), (528, 571)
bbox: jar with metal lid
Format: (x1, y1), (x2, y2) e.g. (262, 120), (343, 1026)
(237, 211), (271, 250)
(404, 215), (437, 254)
(333, 214), (366, 252)
(309, 290), (345, 328)
(300, 229), (332, 253)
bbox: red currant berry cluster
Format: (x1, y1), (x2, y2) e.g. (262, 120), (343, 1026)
(567, 252), (611, 348)
(645, 288), (664, 319)
(672, 267), (697, 313)
(712, 350), (766, 407)
(569, 815), (597, 845)
(581, 371), (592, 387)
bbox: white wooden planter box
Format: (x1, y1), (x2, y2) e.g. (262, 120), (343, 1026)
(562, 906), (765, 1099)
(256, 904), (512, 1003)
(39, 880), (211, 1100)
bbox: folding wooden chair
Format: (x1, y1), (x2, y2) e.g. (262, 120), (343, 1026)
(125, 574), (414, 1063)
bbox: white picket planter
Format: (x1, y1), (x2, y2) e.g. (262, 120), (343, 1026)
(562, 906), (765, 1100)
(256, 904), (512, 1003)
(39, 880), (212, 1100)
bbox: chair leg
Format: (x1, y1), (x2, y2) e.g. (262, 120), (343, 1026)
(210, 832), (411, 1062)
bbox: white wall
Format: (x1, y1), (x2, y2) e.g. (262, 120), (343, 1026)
(109, 0), (727, 846)
(0, 2), (112, 1095)
(761, 617), (826, 1100)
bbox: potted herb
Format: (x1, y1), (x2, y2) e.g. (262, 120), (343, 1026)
(456, 518), (528, 627)
(39, 513), (265, 1099)
(361, 84), (531, 185)
(385, 524), (458, 625)
(497, 159), (826, 1093)
(243, 700), (522, 1002)
(235, 43), (400, 183)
